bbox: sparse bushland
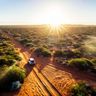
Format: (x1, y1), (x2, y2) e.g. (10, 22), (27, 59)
(54, 49), (82, 58)
(53, 49), (83, 65)
(68, 58), (93, 71)
(0, 33), (22, 66)
(0, 66), (26, 91)
(0, 44), (22, 66)
(19, 38), (34, 47)
(54, 50), (65, 57)
(34, 47), (51, 57)
(0, 32), (21, 66)
(70, 82), (96, 96)
(0, 57), (15, 66)
(55, 57), (67, 65)
(2, 26), (96, 50)
(1, 26), (96, 95)
(0, 32), (25, 91)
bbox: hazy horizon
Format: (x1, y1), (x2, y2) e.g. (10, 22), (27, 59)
(0, 0), (96, 25)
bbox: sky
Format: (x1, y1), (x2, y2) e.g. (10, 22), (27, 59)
(0, 0), (96, 25)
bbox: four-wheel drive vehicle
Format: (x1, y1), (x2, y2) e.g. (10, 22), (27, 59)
(28, 58), (36, 65)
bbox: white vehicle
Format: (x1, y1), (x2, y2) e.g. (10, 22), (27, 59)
(28, 58), (36, 65)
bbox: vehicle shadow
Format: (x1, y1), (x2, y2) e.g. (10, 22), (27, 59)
(31, 54), (51, 72)
(24, 63), (34, 76)
(36, 57), (50, 72)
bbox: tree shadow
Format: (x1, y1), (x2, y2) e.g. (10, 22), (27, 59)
(0, 88), (20, 96)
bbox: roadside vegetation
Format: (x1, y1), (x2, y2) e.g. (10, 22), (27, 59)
(0, 31), (26, 91)
(34, 47), (51, 57)
(54, 49), (82, 58)
(0, 66), (26, 91)
(70, 82), (96, 96)
(68, 58), (94, 71)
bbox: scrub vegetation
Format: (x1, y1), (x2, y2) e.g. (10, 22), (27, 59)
(34, 47), (51, 57)
(1, 25), (96, 95)
(0, 31), (26, 91)
(70, 82), (96, 96)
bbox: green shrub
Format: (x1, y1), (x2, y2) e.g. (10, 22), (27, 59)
(68, 58), (93, 70)
(0, 56), (16, 66)
(5, 50), (22, 61)
(70, 82), (96, 96)
(54, 49), (82, 58)
(19, 38), (31, 44)
(6, 66), (26, 83)
(13, 54), (22, 61)
(0, 57), (8, 66)
(7, 59), (16, 66)
(0, 49), (4, 55)
(55, 58), (65, 64)
(91, 59), (96, 66)
(72, 49), (82, 58)
(90, 59), (96, 73)
(34, 47), (51, 57)
(25, 43), (34, 47)
(42, 50), (51, 57)
(54, 50), (64, 57)
(0, 66), (26, 91)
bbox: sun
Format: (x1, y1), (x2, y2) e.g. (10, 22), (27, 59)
(49, 18), (62, 28)
(42, 4), (64, 28)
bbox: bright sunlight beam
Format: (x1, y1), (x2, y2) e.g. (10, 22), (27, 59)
(42, 4), (65, 27)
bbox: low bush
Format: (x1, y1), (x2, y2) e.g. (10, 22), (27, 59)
(13, 54), (22, 61)
(55, 58), (67, 65)
(70, 82), (96, 96)
(0, 57), (8, 66)
(41, 50), (51, 57)
(0, 56), (16, 66)
(5, 49), (22, 61)
(25, 43), (34, 47)
(68, 58), (93, 70)
(54, 49), (82, 58)
(91, 59), (96, 66)
(0, 53), (22, 66)
(34, 47), (51, 57)
(19, 38), (30, 44)
(72, 49), (82, 58)
(54, 50), (65, 57)
(5, 66), (26, 83)
(0, 66), (26, 91)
